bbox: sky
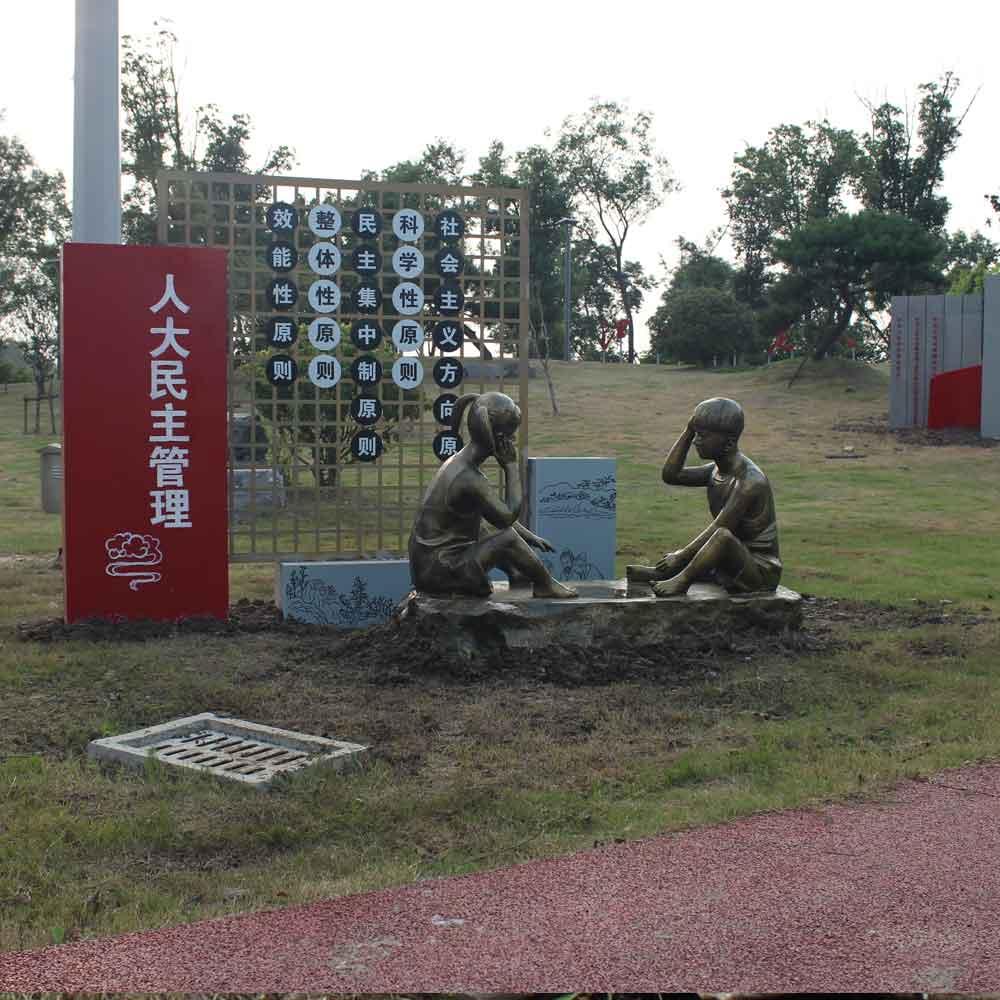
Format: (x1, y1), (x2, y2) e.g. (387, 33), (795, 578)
(2, 1), (998, 349)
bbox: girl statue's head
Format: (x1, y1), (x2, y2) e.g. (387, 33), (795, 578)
(450, 391), (521, 455)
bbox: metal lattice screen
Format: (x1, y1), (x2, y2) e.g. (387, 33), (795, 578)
(157, 171), (530, 562)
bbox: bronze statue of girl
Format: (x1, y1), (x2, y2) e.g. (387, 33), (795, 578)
(408, 391), (578, 599)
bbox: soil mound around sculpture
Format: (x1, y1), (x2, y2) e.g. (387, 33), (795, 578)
(13, 593), (990, 687)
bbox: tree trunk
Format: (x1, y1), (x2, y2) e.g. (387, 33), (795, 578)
(531, 324), (559, 417)
(48, 380), (57, 435)
(33, 377), (45, 434)
(530, 283), (560, 416)
(789, 300), (855, 387)
(530, 322), (560, 417)
(613, 247), (636, 364)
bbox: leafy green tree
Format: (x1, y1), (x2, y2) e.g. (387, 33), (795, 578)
(646, 240), (752, 366)
(647, 287), (753, 367)
(0, 116), (67, 432)
(854, 73), (974, 234)
(724, 74), (972, 364)
(554, 100), (675, 361)
(766, 210), (943, 361)
(724, 121), (860, 307)
(3, 268), (60, 431)
(478, 142), (579, 359)
(572, 237), (652, 361)
(121, 26), (295, 244)
(941, 230), (999, 293)
(364, 139), (466, 186)
(0, 116), (69, 319)
(666, 237), (737, 294)
(948, 260), (1000, 295)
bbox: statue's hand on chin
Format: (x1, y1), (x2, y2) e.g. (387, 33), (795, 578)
(494, 434), (517, 465)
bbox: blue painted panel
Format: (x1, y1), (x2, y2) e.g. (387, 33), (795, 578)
(526, 457), (616, 581)
(281, 560), (411, 627)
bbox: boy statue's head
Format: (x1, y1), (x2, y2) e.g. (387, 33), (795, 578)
(691, 397), (744, 459)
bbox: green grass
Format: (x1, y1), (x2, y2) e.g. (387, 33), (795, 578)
(2, 363), (1000, 950)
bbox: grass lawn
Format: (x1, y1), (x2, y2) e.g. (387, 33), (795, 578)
(1, 360), (999, 952)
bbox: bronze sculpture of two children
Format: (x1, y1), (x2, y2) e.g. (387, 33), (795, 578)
(409, 392), (782, 600)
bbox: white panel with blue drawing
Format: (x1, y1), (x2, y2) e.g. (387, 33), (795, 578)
(526, 457), (617, 583)
(281, 560), (411, 626)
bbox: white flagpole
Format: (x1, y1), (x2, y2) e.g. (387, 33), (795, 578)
(72, 0), (121, 243)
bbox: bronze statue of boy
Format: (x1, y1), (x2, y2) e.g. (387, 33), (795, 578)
(627, 397), (782, 597)
(409, 391), (578, 599)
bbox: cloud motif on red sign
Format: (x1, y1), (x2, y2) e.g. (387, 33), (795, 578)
(105, 532), (164, 590)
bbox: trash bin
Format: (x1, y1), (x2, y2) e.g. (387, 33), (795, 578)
(39, 442), (63, 514)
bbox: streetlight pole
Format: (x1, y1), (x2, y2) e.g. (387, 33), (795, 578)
(557, 217), (577, 362)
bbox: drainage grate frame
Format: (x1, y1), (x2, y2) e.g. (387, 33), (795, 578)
(87, 712), (368, 788)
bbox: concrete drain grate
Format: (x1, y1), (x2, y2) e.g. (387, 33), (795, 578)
(88, 712), (367, 788)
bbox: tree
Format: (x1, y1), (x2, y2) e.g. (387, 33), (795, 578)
(941, 230), (999, 293)
(121, 26), (295, 244)
(724, 121), (860, 307)
(0, 116), (68, 431)
(648, 287), (753, 367)
(665, 236), (737, 295)
(572, 237), (652, 361)
(766, 210), (943, 362)
(647, 239), (752, 366)
(948, 259), (1000, 295)
(0, 116), (69, 319)
(472, 141), (576, 358)
(364, 139), (466, 186)
(724, 75), (972, 367)
(555, 100), (675, 361)
(854, 73), (974, 234)
(4, 269), (60, 431)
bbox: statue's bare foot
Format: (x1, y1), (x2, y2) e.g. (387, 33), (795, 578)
(652, 576), (689, 598)
(626, 564), (659, 583)
(533, 579), (578, 599)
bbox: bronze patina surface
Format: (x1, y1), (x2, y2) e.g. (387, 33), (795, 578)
(627, 397), (783, 597)
(408, 392), (577, 599)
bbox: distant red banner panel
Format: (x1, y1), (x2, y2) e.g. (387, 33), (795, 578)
(61, 244), (229, 623)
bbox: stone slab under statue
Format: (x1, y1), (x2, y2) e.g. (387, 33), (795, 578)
(396, 579), (802, 662)
(396, 393), (802, 664)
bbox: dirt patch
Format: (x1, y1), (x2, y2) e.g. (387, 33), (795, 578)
(833, 415), (998, 448)
(804, 595), (988, 631)
(13, 598), (314, 643)
(905, 636), (965, 658)
(13, 596), (992, 687)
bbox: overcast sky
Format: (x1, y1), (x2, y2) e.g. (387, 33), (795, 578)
(2, 1), (998, 347)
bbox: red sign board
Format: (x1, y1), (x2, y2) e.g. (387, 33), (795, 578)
(61, 244), (229, 623)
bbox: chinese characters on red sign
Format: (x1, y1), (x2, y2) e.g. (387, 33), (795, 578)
(62, 245), (229, 622)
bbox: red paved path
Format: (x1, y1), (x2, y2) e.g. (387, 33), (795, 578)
(3, 763), (1000, 992)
